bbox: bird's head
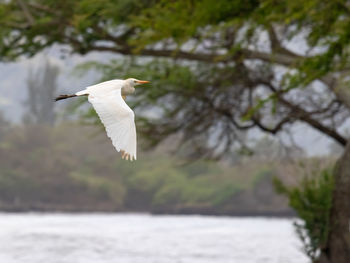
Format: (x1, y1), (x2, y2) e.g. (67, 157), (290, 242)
(125, 78), (150, 87)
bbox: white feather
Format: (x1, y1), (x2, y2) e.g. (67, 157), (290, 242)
(76, 79), (124, 96)
(86, 82), (137, 161)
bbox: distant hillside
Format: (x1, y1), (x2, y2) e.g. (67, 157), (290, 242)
(0, 121), (330, 216)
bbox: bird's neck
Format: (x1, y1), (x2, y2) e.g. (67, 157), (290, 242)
(121, 84), (135, 96)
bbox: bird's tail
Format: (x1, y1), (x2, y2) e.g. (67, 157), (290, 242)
(55, 94), (77, 101)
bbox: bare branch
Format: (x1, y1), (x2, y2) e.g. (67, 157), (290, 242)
(252, 115), (291, 134)
(322, 73), (350, 110)
(267, 25), (301, 58)
(264, 83), (347, 145)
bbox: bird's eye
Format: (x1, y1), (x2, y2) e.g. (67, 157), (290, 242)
(134, 80), (137, 83)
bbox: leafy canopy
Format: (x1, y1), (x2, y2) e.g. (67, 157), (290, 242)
(0, 0), (350, 157)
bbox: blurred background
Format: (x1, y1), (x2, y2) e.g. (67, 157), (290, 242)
(1, 1), (349, 263)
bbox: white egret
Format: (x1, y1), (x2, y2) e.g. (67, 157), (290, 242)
(55, 78), (150, 161)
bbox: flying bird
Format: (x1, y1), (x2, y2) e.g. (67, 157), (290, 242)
(55, 78), (150, 161)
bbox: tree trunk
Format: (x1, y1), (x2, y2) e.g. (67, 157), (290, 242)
(322, 140), (350, 263)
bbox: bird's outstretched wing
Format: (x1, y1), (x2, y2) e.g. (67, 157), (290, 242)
(88, 89), (137, 161)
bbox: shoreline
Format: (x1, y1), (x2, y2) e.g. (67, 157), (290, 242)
(0, 207), (296, 218)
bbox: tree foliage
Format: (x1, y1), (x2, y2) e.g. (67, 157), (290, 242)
(274, 167), (334, 262)
(0, 0), (349, 158)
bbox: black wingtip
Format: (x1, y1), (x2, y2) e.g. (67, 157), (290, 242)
(55, 94), (77, 102)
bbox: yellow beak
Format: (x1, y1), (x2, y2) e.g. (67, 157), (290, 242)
(136, 80), (150, 84)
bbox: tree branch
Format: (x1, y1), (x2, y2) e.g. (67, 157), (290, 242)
(267, 25), (301, 58)
(0, 21), (29, 29)
(265, 83), (347, 145)
(16, 0), (35, 26)
(251, 115), (291, 134)
(27, 2), (60, 15)
(86, 43), (300, 67)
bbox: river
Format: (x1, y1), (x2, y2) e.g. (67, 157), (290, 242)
(0, 213), (308, 263)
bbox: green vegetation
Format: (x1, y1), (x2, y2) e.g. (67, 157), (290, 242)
(0, 0), (348, 158)
(274, 168), (334, 262)
(0, 121), (289, 214)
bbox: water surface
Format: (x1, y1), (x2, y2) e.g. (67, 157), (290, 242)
(0, 213), (308, 263)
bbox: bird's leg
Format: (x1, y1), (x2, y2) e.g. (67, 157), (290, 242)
(121, 150), (131, 160)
